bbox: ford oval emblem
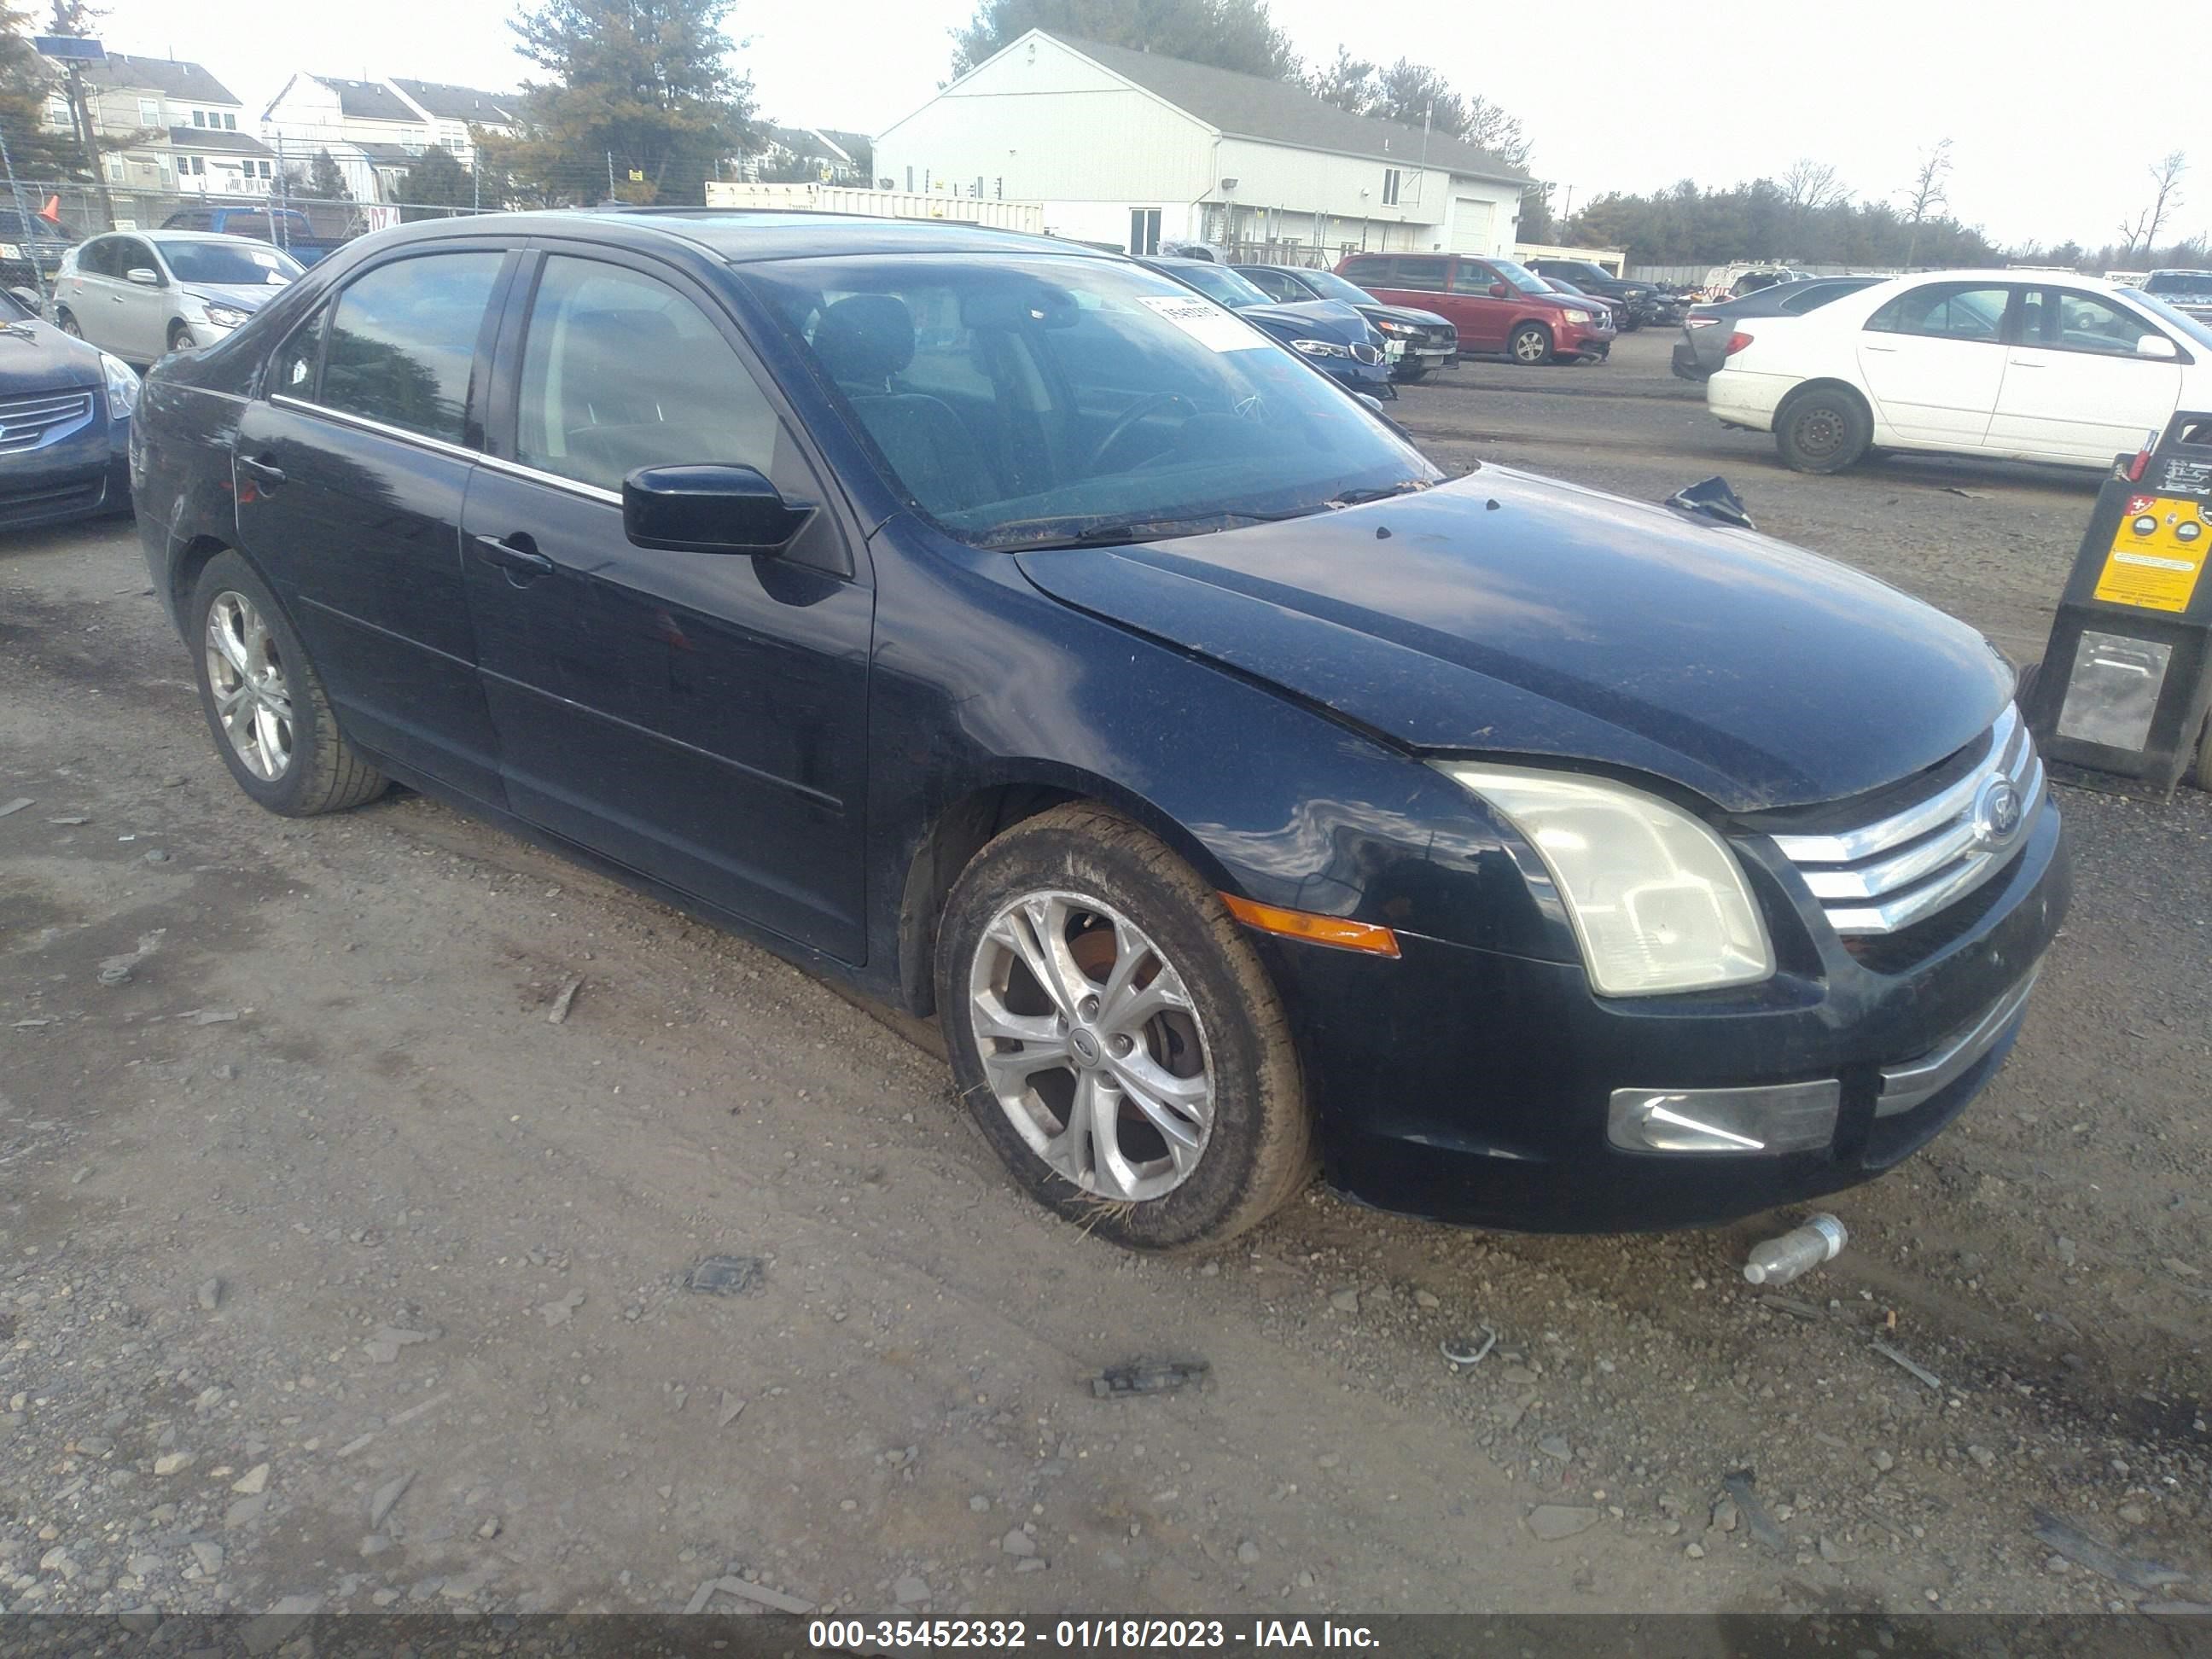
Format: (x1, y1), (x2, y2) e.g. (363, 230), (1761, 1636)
(1971, 776), (2023, 848)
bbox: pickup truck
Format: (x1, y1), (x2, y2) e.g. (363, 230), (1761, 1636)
(159, 206), (349, 266)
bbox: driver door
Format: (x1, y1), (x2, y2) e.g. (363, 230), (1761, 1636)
(112, 236), (171, 361)
(463, 248), (874, 959)
(1988, 287), (2185, 463)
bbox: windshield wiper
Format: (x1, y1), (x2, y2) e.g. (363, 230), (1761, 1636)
(1329, 479), (1434, 507)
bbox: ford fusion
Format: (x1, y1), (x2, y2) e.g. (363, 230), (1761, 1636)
(128, 214), (2069, 1248)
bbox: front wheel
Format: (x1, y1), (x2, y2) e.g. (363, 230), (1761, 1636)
(1509, 323), (1553, 365)
(56, 308), (82, 339)
(936, 804), (1314, 1249)
(167, 322), (195, 355)
(1393, 363), (1429, 384)
(189, 551), (388, 816)
(2192, 707), (2212, 793)
(1775, 389), (1871, 474)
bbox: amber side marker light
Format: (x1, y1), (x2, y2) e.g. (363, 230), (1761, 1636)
(1220, 893), (1402, 958)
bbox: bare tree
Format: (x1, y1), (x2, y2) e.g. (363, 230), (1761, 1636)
(1782, 158), (1846, 216)
(2116, 150), (2186, 262)
(1900, 138), (1953, 266)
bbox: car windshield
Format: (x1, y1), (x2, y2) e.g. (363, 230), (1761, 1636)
(1162, 262), (1273, 310)
(0, 288), (33, 323)
(1295, 269), (1376, 306)
(1490, 259), (1553, 296)
(154, 238), (301, 286)
(747, 253), (1439, 552)
(2143, 272), (2212, 300)
(2128, 290), (2212, 353)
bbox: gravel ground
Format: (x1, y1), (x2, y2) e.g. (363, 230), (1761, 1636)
(1, 331), (2207, 1621)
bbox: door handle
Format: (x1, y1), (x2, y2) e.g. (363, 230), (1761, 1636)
(236, 455), (285, 489)
(474, 533), (554, 578)
(2007, 358), (2046, 368)
(1863, 342), (1898, 352)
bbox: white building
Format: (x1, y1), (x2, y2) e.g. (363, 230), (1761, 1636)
(874, 32), (1528, 260)
(44, 54), (277, 198)
(260, 73), (517, 201)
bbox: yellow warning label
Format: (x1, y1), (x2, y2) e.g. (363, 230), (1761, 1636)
(2094, 495), (2209, 612)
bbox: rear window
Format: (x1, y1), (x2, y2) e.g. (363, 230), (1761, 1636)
(2145, 271), (2212, 299)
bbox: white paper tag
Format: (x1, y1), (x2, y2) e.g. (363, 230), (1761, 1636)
(1138, 294), (1268, 352)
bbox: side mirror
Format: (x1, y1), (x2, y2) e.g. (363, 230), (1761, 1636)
(622, 464), (811, 555)
(2136, 334), (2179, 360)
(125, 266), (161, 287)
(1489, 282), (1510, 299)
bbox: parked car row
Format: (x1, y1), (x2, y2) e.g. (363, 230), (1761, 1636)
(1337, 252), (1617, 365)
(1705, 268), (2212, 472)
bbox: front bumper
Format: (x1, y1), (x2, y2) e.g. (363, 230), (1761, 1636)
(0, 410), (131, 529)
(1266, 800), (2069, 1232)
(1555, 318), (1617, 359)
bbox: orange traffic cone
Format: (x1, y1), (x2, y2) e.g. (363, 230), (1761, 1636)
(38, 195), (61, 224)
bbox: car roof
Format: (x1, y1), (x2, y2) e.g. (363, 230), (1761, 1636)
(372, 208), (1109, 265)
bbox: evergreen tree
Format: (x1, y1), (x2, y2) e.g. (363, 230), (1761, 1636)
(398, 143), (473, 218)
(952, 0), (1298, 81)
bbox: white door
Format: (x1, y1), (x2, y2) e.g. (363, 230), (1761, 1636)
(110, 236), (172, 361)
(1854, 280), (2013, 445)
(1448, 196), (1493, 254)
(1988, 287), (2185, 463)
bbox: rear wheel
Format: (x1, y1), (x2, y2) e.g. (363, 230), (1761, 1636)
(189, 551), (387, 817)
(936, 804), (1314, 1249)
(1509, 323), (1553, 365)
(1775, 388), (1871, 473)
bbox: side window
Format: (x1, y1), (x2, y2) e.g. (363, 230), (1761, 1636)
(1241, 267), (1300, 303)
(270, 307), (325, 398)
(515, 255), (784, 494)
(114, 239), (156, 280)
(1339, 258), (1388, 288)
(2026, 288), (2163, 356)
(1392, 257), (1449, 294)
(1451, 261), (1499, 293)
(227, 213), (272, 241)
(1865, 282), (2011, 342)
(321, 253), (504, 444)
(75, 238), (114, 277)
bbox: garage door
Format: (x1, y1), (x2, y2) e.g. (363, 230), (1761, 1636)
(1449, 197), (1494, 254)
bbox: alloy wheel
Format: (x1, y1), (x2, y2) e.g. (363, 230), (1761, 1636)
(1512, 330), (1547, 364)
(966, 888), (1215, 1202)
(204, 591), (296, 781)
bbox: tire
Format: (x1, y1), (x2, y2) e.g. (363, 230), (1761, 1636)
(188, 550), (388, 817)
(2012, 659), (2041, 719)
(1509, 323), (1553, 366)
(1775, 387), (1872, 474)
(1393, 364), (1429, 384)
(935, 803), (1314, 1250)
(55, 308), (81, 339)
(2192, 706), (2212, 793)
(167, 322), (194, 355)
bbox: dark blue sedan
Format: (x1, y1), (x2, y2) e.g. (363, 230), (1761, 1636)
(0, 285), (136, 530)
(1139, 255), (1394, 396)
(128, 213), (2066, 1246)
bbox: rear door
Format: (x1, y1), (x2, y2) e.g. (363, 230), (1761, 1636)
(1854, 280), (2015, 445)
(1988, 287), (2185, 463)
(232, 244), (517, 802)
(461, 247), (875, 958)
(1373, 256), (1466, 342)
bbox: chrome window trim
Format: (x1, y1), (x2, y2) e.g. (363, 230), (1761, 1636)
(269, 393), (624, 506)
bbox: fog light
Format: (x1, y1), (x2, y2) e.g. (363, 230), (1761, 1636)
(1607, 1080), (1840, 1155)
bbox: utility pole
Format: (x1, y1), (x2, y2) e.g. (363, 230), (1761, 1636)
(606, 149), (615, 200)
(44, 1), (114, 229)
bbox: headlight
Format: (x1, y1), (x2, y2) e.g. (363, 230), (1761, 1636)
(1563, 309), (1593, 323)
(203, 304), (250, 329)
(1290, 338), (1350, 358)
(100, 352), (139, 420)
(1374, 317), (1406, 334)
(1431, 762), (1773, 996)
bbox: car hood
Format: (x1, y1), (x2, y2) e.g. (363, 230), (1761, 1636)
(1359, 301), (1452, 330)
(1015, 469), (2010, 812)
(183, 282), (277, 312)
(0, 319), (104, 389)
(1238, 298), (1370, 342)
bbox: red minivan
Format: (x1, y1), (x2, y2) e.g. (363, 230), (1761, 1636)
(1336, 252), (1615, 365)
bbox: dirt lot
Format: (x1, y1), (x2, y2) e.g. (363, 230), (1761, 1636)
(3, 329), (2207, 1622)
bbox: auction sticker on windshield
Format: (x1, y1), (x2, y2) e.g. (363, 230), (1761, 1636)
(2094, 496), (2209, 613)
(1138, 294), (1269, 352)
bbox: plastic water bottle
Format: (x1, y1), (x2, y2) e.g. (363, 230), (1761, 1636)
(1742, 1214), (1848, 1287)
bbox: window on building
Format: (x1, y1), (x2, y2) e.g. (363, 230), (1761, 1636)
(192, 109), (207, 127)
(44, 96), (69, 128)
(1382, 169), (1400, 207)
(223, 113), (236, 130)
(137, 98), (160, 125)
(321, 252), (505, 444)
(1127, 207), (1161, 257)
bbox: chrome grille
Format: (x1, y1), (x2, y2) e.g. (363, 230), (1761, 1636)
(0, 387), (95, 454)
(1771, 704), (2044, 937)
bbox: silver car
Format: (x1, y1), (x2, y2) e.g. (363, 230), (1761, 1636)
(49, 230), (301, 365)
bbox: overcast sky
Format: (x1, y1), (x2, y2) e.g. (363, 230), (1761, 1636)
(95, 0), (2202, 253)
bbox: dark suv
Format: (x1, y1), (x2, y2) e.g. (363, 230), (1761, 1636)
(1526, 258), (1661, 330)
(1336, 252), (1615, 364)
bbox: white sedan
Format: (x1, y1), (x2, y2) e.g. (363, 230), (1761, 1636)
(1707, 270), (2212, 472)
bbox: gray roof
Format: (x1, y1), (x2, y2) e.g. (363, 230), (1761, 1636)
(392, 79), (517, 125)
(83, 53), (240, 107)
(315, 76), (419, 123)
(166, 126), (275, 158)
(352, 141), (421, 166)
(764, 125), (853, 163)
(1049, 35), (1528, 185)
